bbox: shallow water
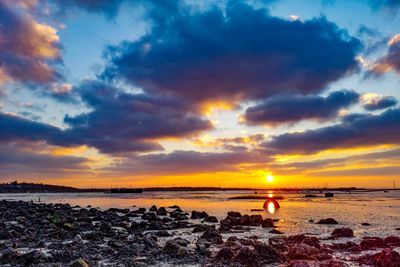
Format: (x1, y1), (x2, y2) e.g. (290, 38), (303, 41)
(1, 190), (399, 238)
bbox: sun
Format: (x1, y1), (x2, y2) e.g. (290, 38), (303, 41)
(266, 174), (274, 183)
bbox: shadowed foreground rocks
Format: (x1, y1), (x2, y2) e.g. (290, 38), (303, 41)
(0, 200), (400, 266)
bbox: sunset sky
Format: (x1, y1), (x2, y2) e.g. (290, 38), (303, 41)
(1, 0), (399, 188)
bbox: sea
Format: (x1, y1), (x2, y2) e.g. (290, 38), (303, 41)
(1, 189), (399, 239)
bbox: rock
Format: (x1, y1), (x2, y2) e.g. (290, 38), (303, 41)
(304, 194), (317, 198)
(396, 228), (400, 231)
(262, 218), (275, 228)
(175, 213), (188, 221)
(287, 243), (328, 260)
(227, 211), (241, 217)
(360, 237), (386, 250)
(287, 234), (320, 249)
(163, 238), (189, 258)
(198, 229), (223, 244)
(385, 236), (400, 246)
(319, 260), (349, 267)
(239, 214), (252, 226)
(357, 248), (400, 267)
(174, 238), (190, 247)
(167, 205), (180, 209)
(317, 218), (338, 224)
(149, 205), (157, 212)
(255, 243), (286, 263)
(155, 230), (171, 237)
(269, 229), (283, 234)
(156, 207), (167, 216)
(250, 215), (263, 225)
(287, 260), (310, 267)
(331, 228), (354, 238)
(202, 216), (218, 223)
(141, 212), (159, 221)
(215, 246), (234, 261)
(361, 223), (371, 226)
(191, 210), (208, 219)
(328, 241), (361, 253)
(70, 258), (89, 267)
(234, 246), (258, 265)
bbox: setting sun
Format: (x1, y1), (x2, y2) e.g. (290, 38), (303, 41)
(266, 174), (274, 183)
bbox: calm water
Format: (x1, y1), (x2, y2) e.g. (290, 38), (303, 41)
(1, 190), (399, 239)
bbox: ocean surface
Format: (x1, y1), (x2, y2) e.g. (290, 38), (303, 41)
(1, 190), (399, 240)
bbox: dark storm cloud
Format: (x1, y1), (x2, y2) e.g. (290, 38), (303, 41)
(264, 108), (400, 155)
(102, 1), (361, 104)
(62, 81), (213, 154)
(242, 90), (359, 126)
(108, 150), (269, 175)
(363, 96), (398, 111)
(0, 1), (62, 84)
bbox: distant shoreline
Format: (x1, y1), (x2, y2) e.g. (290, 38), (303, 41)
(0, 181), (399, 193)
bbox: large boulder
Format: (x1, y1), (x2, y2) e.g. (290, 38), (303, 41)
(331, 228), (354, 238)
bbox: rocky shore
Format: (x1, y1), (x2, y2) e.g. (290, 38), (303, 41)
(0, 200), (399, 266)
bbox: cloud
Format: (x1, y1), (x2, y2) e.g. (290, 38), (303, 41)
(367, 0), (400, 14)
(361, 93), (398, 111)
(242, 90), (359, 126)
(0, 142), (91, 178)
(369, 34), (400, 75)
(0, 111), (64, 145)
(269, 148), (400, 175)
(0, 1), (61, 84)
(0, 80), (213, 154)
(107, 149), (269, 175)
(102, 1), (361, 106)
(62, 81), (213, 154)
(264, 108), (400, 155)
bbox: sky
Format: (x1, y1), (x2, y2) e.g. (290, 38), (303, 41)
(0, 0), (399, 188)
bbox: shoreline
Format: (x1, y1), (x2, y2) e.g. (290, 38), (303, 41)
(0, 200), (399, 266)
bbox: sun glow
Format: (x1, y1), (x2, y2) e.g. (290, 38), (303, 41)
(266, 174), (274, 183)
